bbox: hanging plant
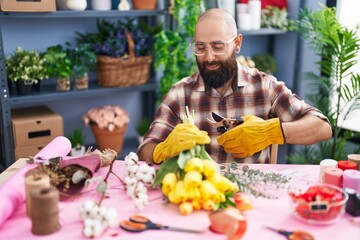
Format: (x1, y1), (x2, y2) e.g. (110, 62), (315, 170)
(154, 0), (204, 101)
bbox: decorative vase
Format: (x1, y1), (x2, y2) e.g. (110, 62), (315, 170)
(91, 0), (111, 10)
(66, 0), (87, 11)
(56, 77), (71, 92)
(132, 0), (156, 10)
(16, 80), (34, 95)
(90, 124), (127, 154)
(75, 74), (89, 90)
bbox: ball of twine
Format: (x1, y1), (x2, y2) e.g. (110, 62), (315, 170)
(30, 186), (61, 235)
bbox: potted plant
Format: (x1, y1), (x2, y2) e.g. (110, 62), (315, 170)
(83, 105), (130, 154)
(5, 47), (47, 95)
(43, 45), (73, 91)
(251, 53), (277, 74)
(153, 0), (202, 101)
(287, 6), (360, 164)
(135, 117), (151, 144)
(66, 42), (97, 90)
(67, 127), (86, 156)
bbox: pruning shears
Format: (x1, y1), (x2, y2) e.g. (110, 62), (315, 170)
(206, 112), (243, 133)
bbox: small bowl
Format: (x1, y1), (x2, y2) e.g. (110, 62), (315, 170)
(288, 183), (348, 225)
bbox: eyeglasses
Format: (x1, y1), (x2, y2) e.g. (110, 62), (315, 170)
(189, 36), (236, 56)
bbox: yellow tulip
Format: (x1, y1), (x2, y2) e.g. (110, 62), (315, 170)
(161, 173), (177, 196)
(206, 172), (224, 190)
(221, 176), (239, 193)
(174, 181), (187, 202)
(191, 200), (202, 210)
(184, 157), (204, 173)
(184, 171), (202, 188)
(179, 202), (193, 215)
(202, 199), (216, 211)
(186, 186), (201, 201)
(200, 180), (218, 201)
(202, 159), (217, 177)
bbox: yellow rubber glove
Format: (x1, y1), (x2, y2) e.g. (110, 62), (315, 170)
(153, 123), (210, 164)
(217, 115), (285, 158)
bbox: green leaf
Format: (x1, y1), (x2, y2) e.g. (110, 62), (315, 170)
(153, 156), (179, 187)
(177, 150), (192, 169)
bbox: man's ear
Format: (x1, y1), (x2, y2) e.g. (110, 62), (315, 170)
(235, 34), (243, 52)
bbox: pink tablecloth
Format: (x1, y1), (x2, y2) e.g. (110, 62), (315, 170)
(0, 162), (359, 240)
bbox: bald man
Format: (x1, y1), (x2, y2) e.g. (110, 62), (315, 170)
(138, 8), (331, 164)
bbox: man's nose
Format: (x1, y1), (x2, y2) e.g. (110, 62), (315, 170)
(203, 46), (216, 61)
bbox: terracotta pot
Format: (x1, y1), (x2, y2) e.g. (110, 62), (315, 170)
(132, 0), (156, 10)
(90, 124), (127, 154)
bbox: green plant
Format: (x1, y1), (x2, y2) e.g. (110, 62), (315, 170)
(251, 53), (277, 74)
(67, 128), (85, 149)
(5, 47), (48, 83)
(287, 5), (360, 164)
(154, 0), (203, 101)
(261, 6), (289, 30)
(136, 117), (151, 136)
(66, 42), (97, 78)
(44, 45), (73, 78)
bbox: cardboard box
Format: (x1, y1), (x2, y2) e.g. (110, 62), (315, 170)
(12, 106), (63, 148)
(14, 144), (45, 160)
(0, 0), (56, 12)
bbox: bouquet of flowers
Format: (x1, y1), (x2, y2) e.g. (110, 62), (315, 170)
(83, 105), (129, 132)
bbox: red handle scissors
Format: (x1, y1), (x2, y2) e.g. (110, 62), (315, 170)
(265, 226), (315, 240)
(120, 215), (204, 233)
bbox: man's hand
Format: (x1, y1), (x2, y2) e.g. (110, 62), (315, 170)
(153, 123), (210, 164)
(217, 115), (284, 158)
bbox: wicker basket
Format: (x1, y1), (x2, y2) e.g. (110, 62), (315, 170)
(97, 31), (153, 87)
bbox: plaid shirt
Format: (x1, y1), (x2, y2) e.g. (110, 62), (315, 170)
(139, 63), (328, 163)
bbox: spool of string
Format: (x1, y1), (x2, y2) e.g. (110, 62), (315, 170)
(24, 172), (50, 216)
(30, 187), (61, 235)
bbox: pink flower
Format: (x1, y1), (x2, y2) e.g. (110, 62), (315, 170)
(83, 105), (130, 131)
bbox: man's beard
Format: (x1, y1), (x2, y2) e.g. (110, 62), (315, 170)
(197, 52), (238, 89)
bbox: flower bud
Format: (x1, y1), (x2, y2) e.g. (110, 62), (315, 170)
(184, 157), (204, 173)
(169, 181), (187, 204)
(202, 159), (217, 177)
(184, 171), (202, 188)
(191, 200), (202, 210)
(161, 173), (177, 196)
(179, 202), (193, 215)
(202, 199), (216, 211)
(200, 180), (218, 201)
(186, 186), (201, 201)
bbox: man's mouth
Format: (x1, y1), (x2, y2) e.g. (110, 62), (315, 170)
(206, 63), (220, 70)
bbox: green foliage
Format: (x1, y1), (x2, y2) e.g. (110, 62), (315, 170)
(222, 163), (291, 199)
(6, 47), (48, 83)
(67, 128), (85, 148)
(261, 6), (289, 30)
(154, 0), (203, 101)
(135, 117), (151, 136)
(251, 53), (277, 74)
(287, 5), (360, 164)
(44, 45), (73, 78)
(66, 42), (97, 78)
(153, 156), (179, 187)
